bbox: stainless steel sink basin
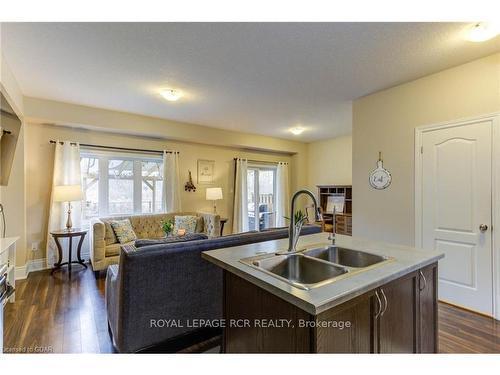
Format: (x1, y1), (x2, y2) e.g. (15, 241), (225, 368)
(240, 246), (392, 290)
(241, 253), (348, 289)
(303, 246), (387, 268)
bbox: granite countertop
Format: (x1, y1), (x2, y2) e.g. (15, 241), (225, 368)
(202, 233), (444, 315)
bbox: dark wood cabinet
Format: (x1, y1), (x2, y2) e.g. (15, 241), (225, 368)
(222, 262), (438, 353)
(417, 263), (438, 353)
(374, 271), (418, 353)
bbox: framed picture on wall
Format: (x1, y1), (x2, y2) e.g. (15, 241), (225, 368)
(197, 159), (215, 185)
(326, 194), (345, 214)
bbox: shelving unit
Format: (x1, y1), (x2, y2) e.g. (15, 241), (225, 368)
(317, 185), (352, 236)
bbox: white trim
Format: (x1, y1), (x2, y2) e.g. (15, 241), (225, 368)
(14, 264), (28, 280)
(414, 112), (500, 320)
(15, 251), (90, 280)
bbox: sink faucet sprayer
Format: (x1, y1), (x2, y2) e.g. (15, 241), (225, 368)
(283, 189), (322, 254)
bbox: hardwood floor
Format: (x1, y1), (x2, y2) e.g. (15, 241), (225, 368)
(438, 302), (500, 353)
(3, 267), (500, 353)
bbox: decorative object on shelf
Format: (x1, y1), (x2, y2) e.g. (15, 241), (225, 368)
(369, 152), (392, 190)
(53, 184), (83, 230)
(161, 218), (174, 237)
(326, 194), (345, 214)
(184, 170), (197, 192)
(206, 187), (223, 214)
(197, 159), (215, 185)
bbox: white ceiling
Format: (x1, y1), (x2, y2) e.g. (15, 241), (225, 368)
(1, 23), (499, 142)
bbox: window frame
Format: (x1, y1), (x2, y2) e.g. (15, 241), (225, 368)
(80, 149), (164, 221)
(247, 163), (277, 231)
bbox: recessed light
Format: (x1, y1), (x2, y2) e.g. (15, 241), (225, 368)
(290, 127), (305, 135)
(465, 22), (499, 42)
(160, 89), (182, 102)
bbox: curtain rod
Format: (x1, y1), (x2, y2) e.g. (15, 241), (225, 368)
(234, 158), (288, 165)
(49, 140), (179, 154)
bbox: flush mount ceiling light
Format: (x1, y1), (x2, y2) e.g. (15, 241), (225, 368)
(160, 89), (183, 102)
(465, 22), (500, 42)
(290, 127), (305, 135)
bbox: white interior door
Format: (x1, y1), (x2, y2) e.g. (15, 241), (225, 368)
(421, 119), (493, 316)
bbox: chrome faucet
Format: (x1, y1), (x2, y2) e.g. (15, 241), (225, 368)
(284, 189), (322, 253)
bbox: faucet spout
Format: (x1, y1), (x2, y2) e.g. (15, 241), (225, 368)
(286, 189), (321, 253)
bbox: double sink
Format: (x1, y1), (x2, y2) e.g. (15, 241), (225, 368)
(240, 246), (392, 290)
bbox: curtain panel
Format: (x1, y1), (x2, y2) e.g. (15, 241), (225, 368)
(275, 162), (290, 227)
(46, 141), (82, 267)
(232, 158), (248, 233)
(163, 151), (182, 212)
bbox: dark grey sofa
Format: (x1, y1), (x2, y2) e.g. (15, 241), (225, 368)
(105, 225), (321, 353)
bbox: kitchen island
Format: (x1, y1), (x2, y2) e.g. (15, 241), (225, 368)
(202, 232), (444, 353)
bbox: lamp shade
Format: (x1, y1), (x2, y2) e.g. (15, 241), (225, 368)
(53, 184), (83, 202)
(206, 187), (223, 201)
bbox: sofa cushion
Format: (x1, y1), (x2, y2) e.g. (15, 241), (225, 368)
(174, 215), (197, 234)
(134, 233), (208, 248)
(103, 221), (119, 246)
(105, 240), (135, 257)
(129, 214), (174, 239)
(110, 219), (137, 244)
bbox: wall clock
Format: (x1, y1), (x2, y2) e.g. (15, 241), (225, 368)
(369, 152), (392, 190)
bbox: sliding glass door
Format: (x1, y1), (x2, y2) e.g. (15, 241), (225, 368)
(247, 165), (276, 231)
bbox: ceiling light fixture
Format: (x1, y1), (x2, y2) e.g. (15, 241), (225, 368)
(290, 127), (305, 135)
(465, 22), (499, 42)
(160, 89), (182, 102)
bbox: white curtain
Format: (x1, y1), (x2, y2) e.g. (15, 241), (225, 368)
(232, 158), (248, 233)
(46, 141), (82, 267)
(275, 162), (290, 227)
(163, 151), (182, 212)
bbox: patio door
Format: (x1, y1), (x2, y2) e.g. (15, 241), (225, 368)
(247, 165), (276, 231)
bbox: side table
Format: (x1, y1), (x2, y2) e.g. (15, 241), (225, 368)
(220, 218), (228, 236)
(50, 228), (88, 275)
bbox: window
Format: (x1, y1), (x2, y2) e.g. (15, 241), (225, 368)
(246, 165), (276, 231)
(80, 149), (164, 225)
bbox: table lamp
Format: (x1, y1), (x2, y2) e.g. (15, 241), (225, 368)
(206, 187), (223, 214)
(53, 184), (82, 230)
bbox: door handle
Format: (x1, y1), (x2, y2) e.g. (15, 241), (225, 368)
(374, 291), (382, 319)
(419, 270), (427, 291)
(479, 224), (488, 233)
(380, 289), (388, 317)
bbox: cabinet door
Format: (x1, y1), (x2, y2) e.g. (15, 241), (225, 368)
(315, 291), (376, 353)
(376, 272), (419, 353)
(418, 263), (438, 353)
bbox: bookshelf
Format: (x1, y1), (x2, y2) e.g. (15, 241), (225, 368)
(317, 185), (352, 236)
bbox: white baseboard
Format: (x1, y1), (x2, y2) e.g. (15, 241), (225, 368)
(15, 251), (90, 280)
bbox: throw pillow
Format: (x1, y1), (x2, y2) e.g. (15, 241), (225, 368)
(195, 216), (204, 233)
(110, 219), (137, 244)
(174, 215), (197, 235)
(104, 221), (118, 245)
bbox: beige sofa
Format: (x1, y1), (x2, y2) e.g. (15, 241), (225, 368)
(90, 212), (220, 275)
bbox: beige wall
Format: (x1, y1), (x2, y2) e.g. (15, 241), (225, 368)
(353, 53), (500, 246)
(15, 97), (313, 266)
(306, 135), (352, 193)
(1, 53), (27, 267)
(25, 123), (297, 261)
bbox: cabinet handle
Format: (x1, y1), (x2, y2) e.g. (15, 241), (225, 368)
(380, 289), (388, 317)
(374, 290), (382, 319)
(419, 270), (427, 291)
